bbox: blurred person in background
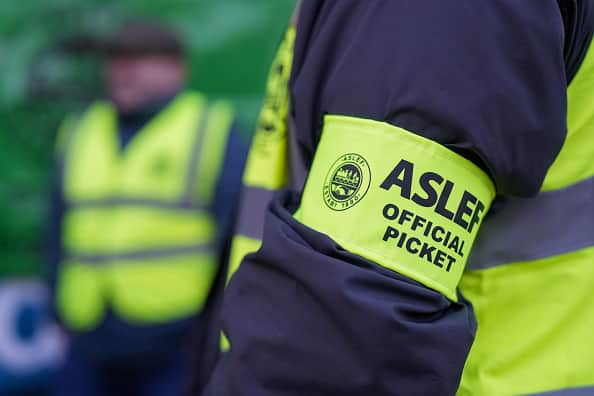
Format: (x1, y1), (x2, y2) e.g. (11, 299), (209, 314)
(48, 21), (247, 396)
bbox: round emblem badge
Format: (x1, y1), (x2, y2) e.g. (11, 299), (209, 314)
(323, 153), (371, 211)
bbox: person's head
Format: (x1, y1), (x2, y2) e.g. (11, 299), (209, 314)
(103, 22), (188, 114)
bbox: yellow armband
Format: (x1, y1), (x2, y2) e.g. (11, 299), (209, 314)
(294, 115), (495, 301)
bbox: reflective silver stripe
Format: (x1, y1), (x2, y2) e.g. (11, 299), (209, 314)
(233, 117), (308, 241)
(67, 244), (214, 264)
(183, 102), (212, 204)
(530, 385), (594, 395)
(467, 175), (594, 271)
(235, 186), (276, 240)
(68, 197), (203, 211)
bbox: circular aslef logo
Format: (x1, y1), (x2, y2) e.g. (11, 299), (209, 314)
(323, 153), (371, 211)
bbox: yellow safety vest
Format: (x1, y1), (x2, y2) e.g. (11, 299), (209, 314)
(457, 38), (594, 396)
(226, 26), (296, 282)
(56, 91), (234, 331)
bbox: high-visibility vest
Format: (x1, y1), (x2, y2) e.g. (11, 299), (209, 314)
(228, 20), (594, 395)
(56, 91), (234, 331)
(219, 25), (296, 351)
(457, 38), (594, 396)
(226, 26), (297, 282)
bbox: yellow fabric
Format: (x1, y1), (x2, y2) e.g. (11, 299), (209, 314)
(541, 38), (594, 191)
(227, 235), (262, 282)
(220, 331), (231, 352)
(295, 115), (495, 300)
(63, 207), (216, 253)
(56, 262), (105, 331)
(64, 94), (206, 202)
(220, 235), (262, 352)
(226, 25), (296, 282)
(195, 101), (234, 203)
(459, 247), (594, 396)
(219, 26), (296, 353)
(458, 39), (594, 395)
(242, 26), (295, 190)
(63, 103), (120, 202)
(58, 91), (231, 328)
(109, 254), (218, 323)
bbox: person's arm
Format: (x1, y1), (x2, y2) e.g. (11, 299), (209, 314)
(204, 2), (567, 395)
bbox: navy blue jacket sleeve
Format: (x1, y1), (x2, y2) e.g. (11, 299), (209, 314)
(291, 0), (567, 197)
(203, 2), (567, 395)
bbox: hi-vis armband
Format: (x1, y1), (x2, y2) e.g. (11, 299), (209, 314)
(294, 116), (495, 300)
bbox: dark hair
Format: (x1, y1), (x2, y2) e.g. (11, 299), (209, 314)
(103, 21), (185, 58)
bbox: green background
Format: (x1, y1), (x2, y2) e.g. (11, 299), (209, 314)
(0, 0), (295, 276)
